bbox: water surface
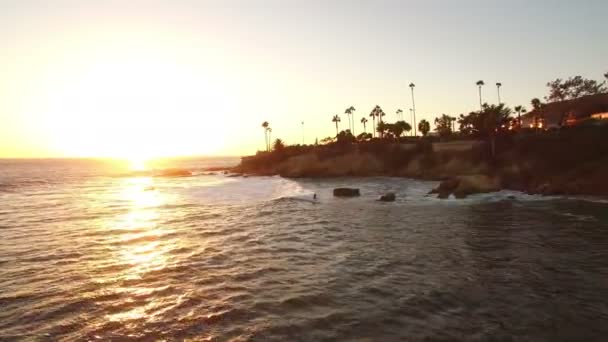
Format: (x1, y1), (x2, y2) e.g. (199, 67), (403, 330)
(1, 158), (608, 341)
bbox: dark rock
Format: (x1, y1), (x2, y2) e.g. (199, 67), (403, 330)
(453, 190), (468, 199)
(333, 188), (360, 197)
(431, 178), (460, 199)
(379, 192), (396, 202)
(438, 178), (460, 193)
(227, 173), (243, 177)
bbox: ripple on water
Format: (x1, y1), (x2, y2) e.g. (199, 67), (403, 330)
(2, 172), (608, 340)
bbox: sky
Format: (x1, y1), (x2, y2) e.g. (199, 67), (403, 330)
(1, 0), (607, 158)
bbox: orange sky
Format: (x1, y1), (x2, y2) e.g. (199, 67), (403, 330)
(1, 1), (606, 158)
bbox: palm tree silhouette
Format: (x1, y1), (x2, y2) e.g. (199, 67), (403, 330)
(261, 121), (269, 151)
(266, 127), (272, 150)
(360, 117), (368, 133)
(409, 83), (417, 136)
(344, 107), (352, 132)
(496, 82), (502, 104)
(396, 109), (403, 121)
(409, 108), (414, 136)
(418, 119), (430, 136)
(332, 114), (341, 136)
(476, 80), (485, 111)
(531, 98), (542, 130)
(369, 107), (377, 137)
(345, 106), (356, 135)
(376, 106), (385, 123)
(514, 105), (526, 128)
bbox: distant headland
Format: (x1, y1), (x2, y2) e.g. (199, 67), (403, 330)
(234, 74), (608, 198)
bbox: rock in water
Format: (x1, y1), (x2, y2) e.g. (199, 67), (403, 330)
(333, 188), (360, 197)
(433, 178), (460, 199)
(379, 192), (396, 202)
(453, 175), (501, 199)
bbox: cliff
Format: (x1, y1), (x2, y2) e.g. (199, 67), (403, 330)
(234, 125), (608, 197)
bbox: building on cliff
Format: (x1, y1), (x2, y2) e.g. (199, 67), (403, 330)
(520, 93), (608, 129)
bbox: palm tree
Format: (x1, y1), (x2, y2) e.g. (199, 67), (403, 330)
(344, 107), (352, 132)
(396, 109), (403, 121)
(266, 127), (272, 150)
(345, 106), (356, 135)
(409, 108), (414, 136)
(377, 106), (385, 123)
(369, 107), (377, 137)
(418, 119), (430, 137)
(496, 82), (502, 104)
(514, 105), (525, 128)
(531, 98), (542, 130)
(261, 121), (269, 151)
(374, 105), (386, 138)
(476, 80), (485, 111)
(360, 117), (368, 133)
(332, 114), (341, 136)
(409, 83), (417, 136)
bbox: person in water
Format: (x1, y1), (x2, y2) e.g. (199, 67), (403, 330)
(313, 193), (317, 200)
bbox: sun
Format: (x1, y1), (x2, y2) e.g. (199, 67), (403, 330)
(129, 157), (147, 171)
(31, 46), (231, 159)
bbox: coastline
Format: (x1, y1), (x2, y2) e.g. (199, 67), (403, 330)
(232, 127), (608, 199)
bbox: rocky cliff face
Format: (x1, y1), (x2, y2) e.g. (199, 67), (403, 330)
(235, 126), (608, 197)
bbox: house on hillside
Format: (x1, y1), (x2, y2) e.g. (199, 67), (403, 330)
(520, 93), (608, 129)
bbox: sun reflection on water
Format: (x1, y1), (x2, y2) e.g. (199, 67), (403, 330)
(113, 177), (170, 278)
(100, 176), (180, 323)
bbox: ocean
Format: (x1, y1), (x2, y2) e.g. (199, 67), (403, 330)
(1, 158), (608, 341)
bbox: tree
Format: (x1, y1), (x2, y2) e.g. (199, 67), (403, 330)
(409, 83), (417, 136)
(513, 105), (526, 128)
(374, 105), (386, 138)
(375, 121), (411, 140)
(369, 107), (377, 137)
(458, 104), (511, 156)
(261, 121), (269, 151)
(360, 117), (368, 133)
(376, 105), (385, 123)
(345, 106), (356, 133)
(332, 114), (341, 136)
(336, 129), (356, 144)
(320, 136), (334, 144)
(266, 127), (272, 150)
(376, 121), (388, 138)
(394, 120), (412, 137)
(396, 108), (403, 120)
(434, 114), (455, 138)
(531, 98), (544, 130)
(418, 119), (430, 136)
(476, 80), (485, 111)
(349, 106), (356, 134)
(545, 76), (608, 102)
(356, 132), (372, 142)
(496, 82), (502, 104)
(273, 138), (285, 151)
